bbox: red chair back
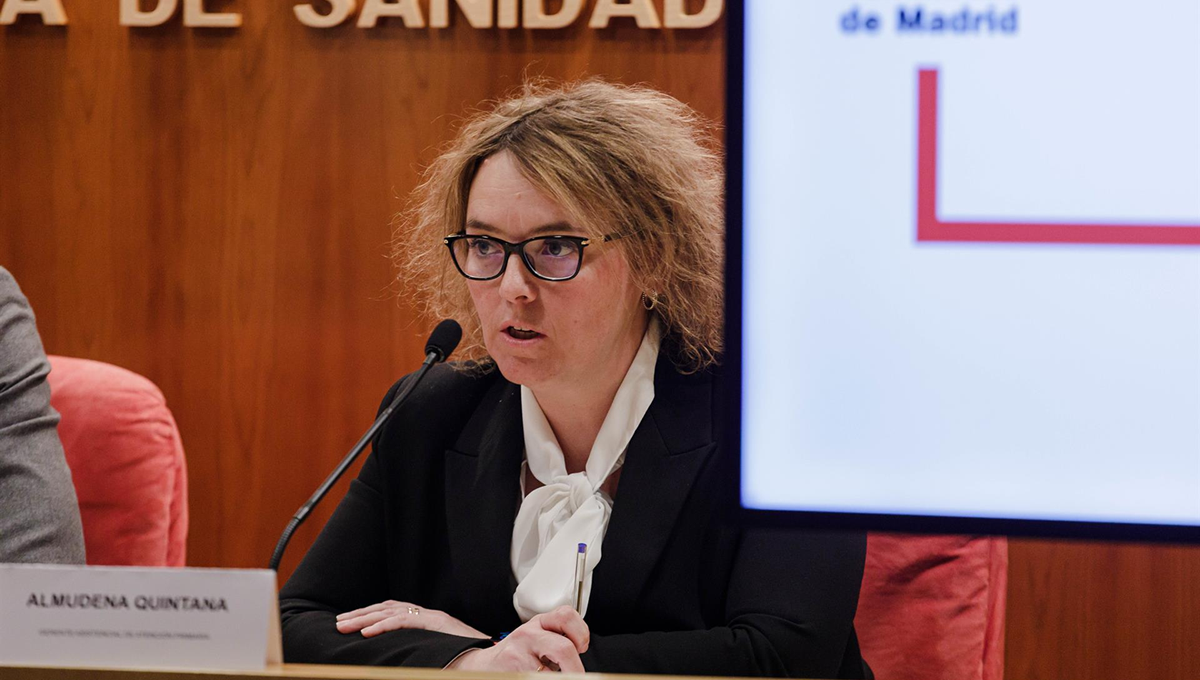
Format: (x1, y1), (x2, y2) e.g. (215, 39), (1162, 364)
(47, 356), (188, 567)
(856, 533), (1007, 680)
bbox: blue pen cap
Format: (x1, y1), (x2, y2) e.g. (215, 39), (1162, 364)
(578, 543), (587, 553)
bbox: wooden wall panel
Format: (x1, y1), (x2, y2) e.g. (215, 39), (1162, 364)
(2, 4), (1197, 679)
(1006, 538), (1200, 680)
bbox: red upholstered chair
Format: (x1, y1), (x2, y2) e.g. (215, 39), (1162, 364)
(46, 356), (188, 567)
(855, 534), (1007, 680)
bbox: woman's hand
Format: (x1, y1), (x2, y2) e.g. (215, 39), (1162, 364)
(335, 600), (488, 639)
(450, 606), (589, 673)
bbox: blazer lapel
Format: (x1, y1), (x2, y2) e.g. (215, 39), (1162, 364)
(590, 357), (718, 618)
(444, 376), (525, 632)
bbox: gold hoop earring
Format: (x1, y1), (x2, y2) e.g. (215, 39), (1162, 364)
(641, 292), (659, 311)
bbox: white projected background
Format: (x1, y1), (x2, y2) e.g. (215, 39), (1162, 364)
(741, 0), (1200, 525)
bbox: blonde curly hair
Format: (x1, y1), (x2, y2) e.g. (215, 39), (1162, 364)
(393, 79), (724, 372)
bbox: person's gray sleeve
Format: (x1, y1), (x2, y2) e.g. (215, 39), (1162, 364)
(0, 266), (86, 564)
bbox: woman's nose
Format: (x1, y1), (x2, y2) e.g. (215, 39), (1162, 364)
(498, 253), (537, 302)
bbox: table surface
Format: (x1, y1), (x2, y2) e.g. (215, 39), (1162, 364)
(2, 664), (502, 680)
(0, 664), (772, 680)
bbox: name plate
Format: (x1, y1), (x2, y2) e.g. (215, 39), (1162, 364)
(0, 564), (281, 671)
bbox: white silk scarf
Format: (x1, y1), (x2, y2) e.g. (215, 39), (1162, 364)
(510, 321), (660, 622)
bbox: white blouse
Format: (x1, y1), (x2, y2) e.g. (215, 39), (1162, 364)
(509, 320), (661, 622)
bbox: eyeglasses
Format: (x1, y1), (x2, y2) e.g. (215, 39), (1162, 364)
(443, 233), (620, 282)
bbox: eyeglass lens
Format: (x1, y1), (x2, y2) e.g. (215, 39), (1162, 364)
(452, 236), (583, 280)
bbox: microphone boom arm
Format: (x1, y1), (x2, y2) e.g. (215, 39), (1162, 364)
(268, 350), (441, 571)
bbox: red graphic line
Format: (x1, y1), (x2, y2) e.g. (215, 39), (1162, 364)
(916, 68), (1200, 245)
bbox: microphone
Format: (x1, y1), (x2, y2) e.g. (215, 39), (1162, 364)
(424, 318), (463, 363)
(268, 319), (463, 571)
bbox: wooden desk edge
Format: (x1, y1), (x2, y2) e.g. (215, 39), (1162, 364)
(0, 664), (782, 680)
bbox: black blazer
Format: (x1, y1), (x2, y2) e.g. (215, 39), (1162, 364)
(279, 353), (868, 678)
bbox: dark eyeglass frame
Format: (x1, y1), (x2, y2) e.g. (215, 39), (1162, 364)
(442, 233), (621, 282)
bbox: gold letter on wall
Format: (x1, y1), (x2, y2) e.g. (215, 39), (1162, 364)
(663, 0), (721, 28)
(588, 0), (660, 29)
(496, 0), (517, 28)
(182, 0), (241, 27)
(295, 0), (356, 28)
(357, 0), (425, 27)
(0, 0), (68, 25)
(523, 0), (582, 29)
(430, 0), (490, 28)
(120, 0), (178, 27)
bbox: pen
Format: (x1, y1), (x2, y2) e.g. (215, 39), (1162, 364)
(572, 542), (587, 614)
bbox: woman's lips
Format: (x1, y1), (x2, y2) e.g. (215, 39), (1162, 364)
(505, 326), (543, 340)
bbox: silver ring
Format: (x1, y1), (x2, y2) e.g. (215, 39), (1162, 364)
(407, 607), (420, 615)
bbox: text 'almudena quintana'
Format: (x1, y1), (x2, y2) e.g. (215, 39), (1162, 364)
(26, 593), (230, 612)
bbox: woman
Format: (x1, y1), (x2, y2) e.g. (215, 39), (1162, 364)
(279, 80), (868, 678)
